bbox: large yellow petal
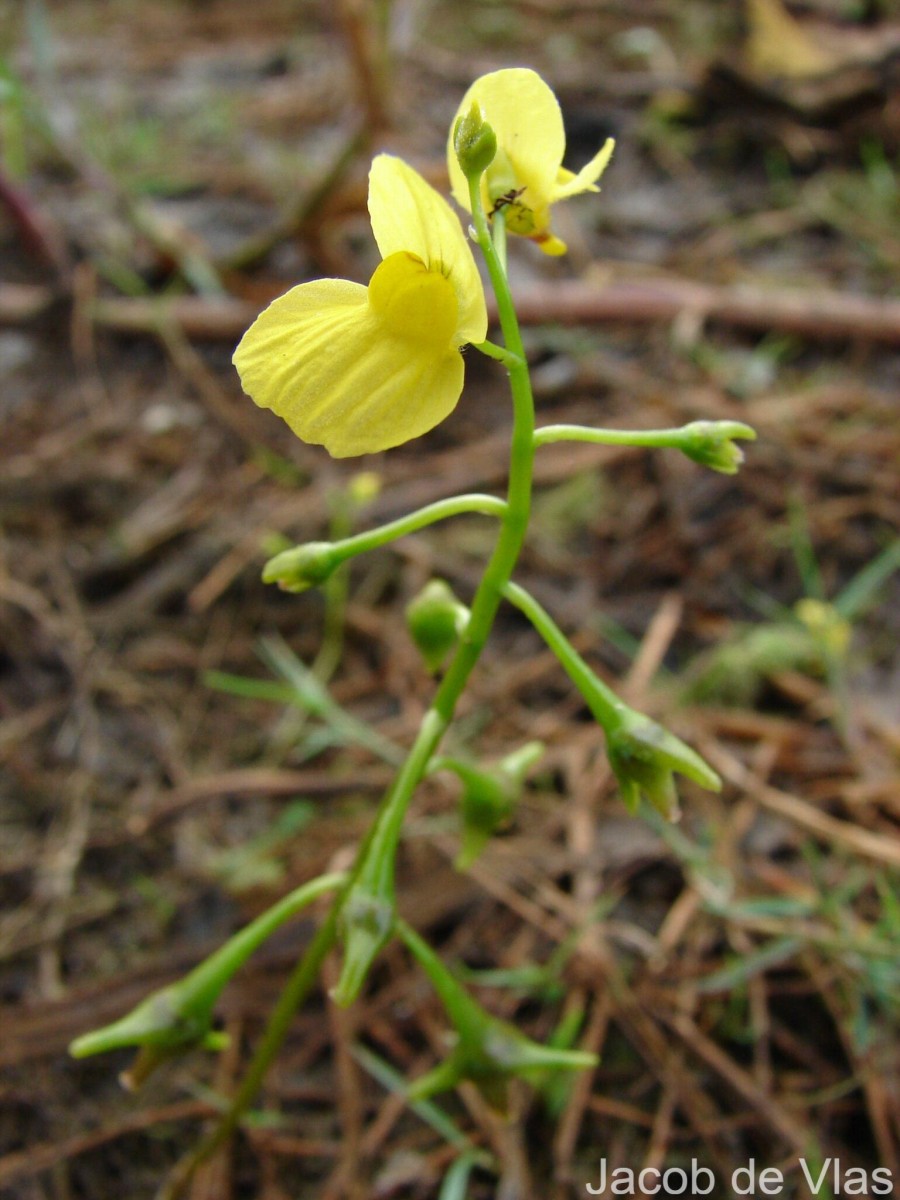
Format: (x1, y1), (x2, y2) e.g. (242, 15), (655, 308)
(233, 278), (464, 458)
(368, 155), (486, 347)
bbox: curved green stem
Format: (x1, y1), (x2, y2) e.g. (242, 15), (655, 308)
(181, 873), (346, 1005)
(501, 581), (720, 819)
(430, 187), (534, 724)
(473, 338), (522, 369)
(535, 420), (756, 475)
(331, 708), (448, 1005)
(396, 917), (597, 1102)
(163, 160), (538, 1200)
(71, 873), (347, 1060)
(263, 495), (507, 593)
(329, 493), (508, 567)
(502, 581), (624, 729)
(333, 191), (537, 1004)
(158, 902), (345, 1200)
(534, 423), (692, 449)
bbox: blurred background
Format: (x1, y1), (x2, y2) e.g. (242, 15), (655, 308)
(1, 0), (898, 1196)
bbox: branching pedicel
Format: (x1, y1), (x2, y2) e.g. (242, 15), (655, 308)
(70, 68), (755, 1186)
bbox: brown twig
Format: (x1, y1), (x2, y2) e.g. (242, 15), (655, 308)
(188, 1017), (244, 1200)
(712, 744), (900, 868)
(658, 1009), (814, 1153)
(0, 1102), (219, 1189)
(509, 277), (900, 343)
(0, 169), (72, 276)
(78, 275), (900, 344)
(0, 281), (57, 322)
(318, 955), (365, 1200)
(334, 0), (391, 137)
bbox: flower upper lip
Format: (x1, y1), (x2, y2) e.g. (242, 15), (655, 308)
(368, 155), (486, 346)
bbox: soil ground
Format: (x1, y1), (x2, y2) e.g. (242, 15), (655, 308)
(1, 1), (899, 1197)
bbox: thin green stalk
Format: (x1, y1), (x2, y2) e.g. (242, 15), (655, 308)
(158, 904), (344, 1200)
(263, 494), (507, 593)
(163, 165), (537, 1200)
(358, 710), (448, 893)
(501, 580), (721, 817)
(534, 419), (756, 475)
(492, 209), (508, 274)
(330, 493), (508, 566)
(502, 581), (623, 728)
(474, 337), (521, 369)
(534, 423), (699, 448)
(71, 873), (347, 1062)
(334, 200), (538, 998)
(433, 208), (535, 721)
(180, 872), (347, 1000)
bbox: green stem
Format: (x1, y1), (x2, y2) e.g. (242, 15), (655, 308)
(330, 493), (507, 566)
(165, 165), (537, 1199)
(362, 710), (448, 893)
(179, 873), (346, 1005)
(431, 191), (534, 723)
(492, 208), (508, 274)
(159, 903), (345, 1200)
(330, 708), (449, 1006)
(534, 423), (696, 449)
(334, 200), (536, 1000)
(502, 581), (624, 730)
(396, 918), (477, 1021)
(70, 873), (347, 1060)
(473, 338), (522, 369)
(534, 420), (756, 475)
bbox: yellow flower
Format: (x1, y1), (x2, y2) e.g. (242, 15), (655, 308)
(448, 68), (614, 256)
(233, 155), (487, 457)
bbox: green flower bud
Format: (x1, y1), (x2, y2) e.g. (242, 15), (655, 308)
(606, 708), (720, 822)
(68, 969), (233, 1092)
(69, 873), (344, 1086)
(678, 420), (756, 475)
(406, 580), (470, 674)
(398, 920), (596, 1111)
(501, 582), (720, 824)
(332, 884), (395, 1007)
(69, 983), (213, 1060)
(262, 541), (338, 593)
(453, 102), (497, 180)
(431, 741), (544, 869)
